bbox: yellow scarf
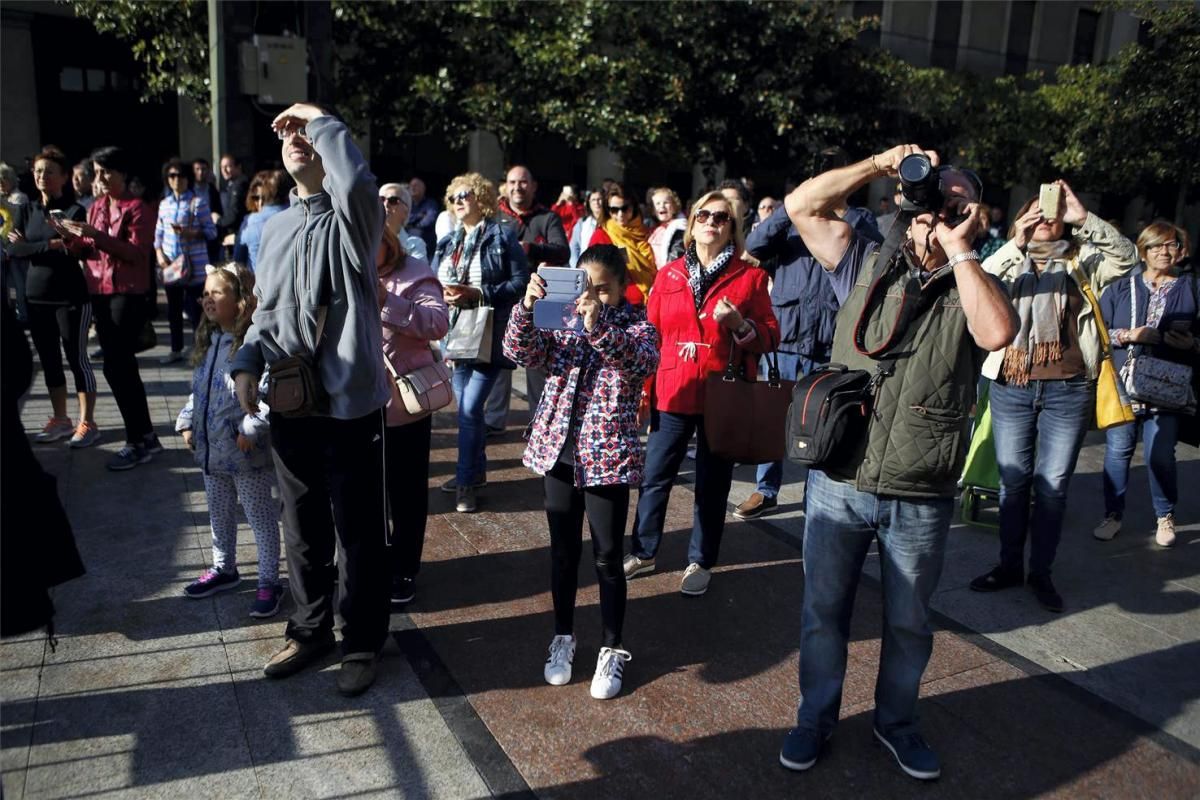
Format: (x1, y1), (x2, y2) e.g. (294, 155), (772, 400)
(603, 217), (657, 298)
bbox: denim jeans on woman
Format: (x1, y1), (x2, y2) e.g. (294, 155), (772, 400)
(796, 468), (953, 736)
(989, 377), (1094, 578)
(451, 362), (502, 486)
(1103, 413), (1180, 519)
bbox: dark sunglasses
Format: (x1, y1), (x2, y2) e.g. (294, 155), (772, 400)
(249, 194), (261, 201)
(381, 196), (405, 206)
(695, 209), (732, 226)
(608, 204), (631, 214)
(450, 190), (475, 203)
(166, 172), (185, 179)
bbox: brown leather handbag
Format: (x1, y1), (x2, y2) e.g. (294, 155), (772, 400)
(267, 308), (329, 417)
(703, 327), (794, 464)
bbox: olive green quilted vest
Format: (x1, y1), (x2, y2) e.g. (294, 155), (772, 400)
(824, 253), (979, 498)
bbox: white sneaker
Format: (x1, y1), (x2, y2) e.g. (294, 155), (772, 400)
(543, 634), (575, 686)
(680, 563), (711, 596)
(1093, 514), (1121, 541)
(34, 416), (74, 443)
(590, 647), (632, 700)
(1156, 514), (1176, 548)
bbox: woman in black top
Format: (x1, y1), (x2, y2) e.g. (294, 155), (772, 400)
(6, 147), (98, 447)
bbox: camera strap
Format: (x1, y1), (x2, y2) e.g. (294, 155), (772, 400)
(852, 208), (953, 359)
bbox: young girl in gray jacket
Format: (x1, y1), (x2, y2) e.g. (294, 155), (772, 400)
(176, 263), (282, 618)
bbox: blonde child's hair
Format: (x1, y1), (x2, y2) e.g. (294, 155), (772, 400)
(191, 262), (257, 367)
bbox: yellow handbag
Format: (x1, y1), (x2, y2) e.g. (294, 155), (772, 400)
(1072, 262), (1135, 430)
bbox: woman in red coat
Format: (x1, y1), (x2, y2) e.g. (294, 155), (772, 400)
(623, 190), (778, 596)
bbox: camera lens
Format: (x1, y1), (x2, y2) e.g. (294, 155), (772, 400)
(898, 154), (932, 183)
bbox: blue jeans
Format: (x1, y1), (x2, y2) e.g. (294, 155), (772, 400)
(451, 363), (502, 486)
(632, 411), (734, 569)
(755, 352), (821, 497)
(1103, 413), (1180, 519)
(797, 468), (953, 736)
(989, 377), (1093, 578)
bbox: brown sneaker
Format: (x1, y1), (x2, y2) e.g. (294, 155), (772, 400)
(733, 492), (777, 520)
(337, 652), (378, 697)
(263, 636), (335, 679)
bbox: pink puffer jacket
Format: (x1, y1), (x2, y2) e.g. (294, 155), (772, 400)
(379, 255), (450, 427)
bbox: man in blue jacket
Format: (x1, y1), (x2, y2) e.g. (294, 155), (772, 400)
(733, 167), (881, 521)
(232, 102), (390, 697)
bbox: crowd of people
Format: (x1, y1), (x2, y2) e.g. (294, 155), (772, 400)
(3, 103), (1197, 784)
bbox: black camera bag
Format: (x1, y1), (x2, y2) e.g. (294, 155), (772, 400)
(786, 364), (874, 467)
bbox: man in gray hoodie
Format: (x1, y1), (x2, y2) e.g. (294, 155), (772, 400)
(232, 102), (390, 697)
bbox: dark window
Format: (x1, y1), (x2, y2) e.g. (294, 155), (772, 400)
(853, 0), (883, 49)
(930, 1), (964, 68)
(1005, 1), (1036, 75)
(60, 67), (84, 92)
(1073, 9), (1101, 64)
(86, 68), (107, 92)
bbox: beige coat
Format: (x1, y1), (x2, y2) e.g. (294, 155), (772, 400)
(981, 212), (1137, 380)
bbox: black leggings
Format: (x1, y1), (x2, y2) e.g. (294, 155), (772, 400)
(27, 301), (97, 394)
(544, 461), (629, 648)
(91, 293), (153, 442)
(165, 282), (203, 353)
(384, 415), (433, 579)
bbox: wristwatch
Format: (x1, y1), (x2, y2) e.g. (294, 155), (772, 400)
(945, 250), (980, 269)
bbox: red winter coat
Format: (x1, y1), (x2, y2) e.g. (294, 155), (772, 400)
(647, 256), (778, 416)
(80, 194), (156, 295)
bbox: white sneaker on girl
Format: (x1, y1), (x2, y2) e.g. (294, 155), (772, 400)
(590, 647), (632, 699)
(544, 634), (576, 686)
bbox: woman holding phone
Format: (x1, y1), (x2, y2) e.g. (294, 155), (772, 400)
(503, 244), (659, 699)
(1095, 221), (1198, 548)
(970, 180), (1138, 611)
(430, 172), (529, 513)
(155, 157), (217, 364)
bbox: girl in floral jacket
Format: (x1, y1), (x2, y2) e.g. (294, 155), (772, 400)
(502, 244), (660, 701)
(176, 263), (282, 618)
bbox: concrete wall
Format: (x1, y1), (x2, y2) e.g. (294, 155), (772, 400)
(881, 1), (935, 66)
(959, 1), (1009, 77)
(1, 13), (40, 168)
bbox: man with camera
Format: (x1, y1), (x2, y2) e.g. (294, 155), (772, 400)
(778, 144), (1017, 780)
(232, 102), (391, 697)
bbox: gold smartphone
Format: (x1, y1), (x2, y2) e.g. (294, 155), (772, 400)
(1039, 183), (1062, 221)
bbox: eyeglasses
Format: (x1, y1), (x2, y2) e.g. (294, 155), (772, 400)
(695, 210), (732, 226)
(449, 190), (474, 203)
(381, 196), (406, 207)
(1147, 241), (1181, 252)
(608, 204), (631, 215)
(276, 126), (310, 143)
(166, 172), (184, 179)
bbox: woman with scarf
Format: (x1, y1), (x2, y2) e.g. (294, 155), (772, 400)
(589, 185), (656, 304)
(622, 191), (777, 597)
(378, 225), (449, 604)
(1095, 221), (1198, 549)
(430, 172), (529, 514)
(970, 180), (1137, 611)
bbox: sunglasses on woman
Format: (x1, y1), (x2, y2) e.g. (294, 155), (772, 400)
(381, 196), (405, 207)
(608, 204), (631, 215)
(450, 190), (475, 203)
(166, 172), (185, 179)
(695, 210), (732, 225)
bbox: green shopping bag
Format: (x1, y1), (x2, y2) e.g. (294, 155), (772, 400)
(960, 381), (1000, 528)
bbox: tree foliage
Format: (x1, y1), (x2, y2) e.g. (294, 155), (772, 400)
(65, 0), (211, 123)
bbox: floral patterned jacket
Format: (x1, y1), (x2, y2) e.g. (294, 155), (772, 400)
(176, 330), (272, 475)
(502, 300), (660, 487)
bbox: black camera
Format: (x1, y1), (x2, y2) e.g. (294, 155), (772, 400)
(897, 153), (972, 228)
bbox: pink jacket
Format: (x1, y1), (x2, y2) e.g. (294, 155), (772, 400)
(81, 194), (156, 295)
(380, 255), (450, 427)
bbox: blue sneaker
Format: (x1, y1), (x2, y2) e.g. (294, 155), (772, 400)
(183, 568), (241, 598)
(779, 727), (829, 772)
(873, 728), (941, 780)
(249, 585), (284, 618)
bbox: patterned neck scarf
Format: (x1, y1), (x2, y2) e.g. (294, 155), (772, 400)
(684, 241), (734, 311)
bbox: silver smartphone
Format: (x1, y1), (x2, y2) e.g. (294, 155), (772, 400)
(533, 266), (588, 331)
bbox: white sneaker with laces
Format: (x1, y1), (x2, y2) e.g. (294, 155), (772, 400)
(1156, 514), (1176, 548)
(543, 634), (576, 686)
(1093, 514), (1121, 541)
(590, 647), (632, 700)
(680, 563), (711, 596)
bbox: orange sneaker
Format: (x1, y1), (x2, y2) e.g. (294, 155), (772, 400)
(68, 420), (101, 448)
(35, 416), (74, 443)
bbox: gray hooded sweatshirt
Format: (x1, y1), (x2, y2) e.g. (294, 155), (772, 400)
(231, 115), (390, 419)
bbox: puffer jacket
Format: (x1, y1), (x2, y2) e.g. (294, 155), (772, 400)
(380, 255), (450, 426)
(647, 255), (778, 415)
(502, 300), (660, 487)
(981, 212), (1137, 381)
(176, 330), (271, 475)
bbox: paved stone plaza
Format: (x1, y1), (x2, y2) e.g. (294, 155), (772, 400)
(3, 323), (1198, 799)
